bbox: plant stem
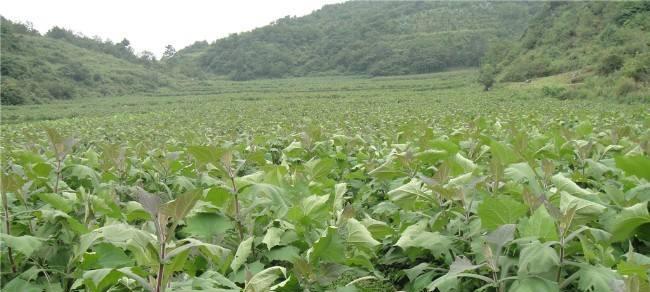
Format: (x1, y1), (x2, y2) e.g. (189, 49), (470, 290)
(54, 158), (62, 193)
(2, 190), (17, 274)
(156, 239), (166, 292)
(556, 238), (565, 283)
(230, 175), (244, 242)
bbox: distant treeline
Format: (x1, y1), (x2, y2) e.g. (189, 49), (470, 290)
(1, 1), (648, 105)
(184, 1), (539, 80)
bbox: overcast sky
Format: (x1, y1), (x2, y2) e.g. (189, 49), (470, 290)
(2, 0), (346, 57)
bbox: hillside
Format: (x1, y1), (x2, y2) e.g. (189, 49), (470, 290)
(171, 1), (540, 80)
(483, 1), (649, 101)
(0, 17), (175, 105)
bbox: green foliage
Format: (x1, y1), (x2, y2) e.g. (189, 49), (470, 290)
(1, 71), (649, 291)
(599, 54), (624, 75)
(0, 17), (176, 104)
(177, 1), (539, 80)
(478, 64), (496, 91)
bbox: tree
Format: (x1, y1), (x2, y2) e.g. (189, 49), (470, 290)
(162, 45), (176, 59)
(478, 64), (496, 91)
(139, 50), (157, 63)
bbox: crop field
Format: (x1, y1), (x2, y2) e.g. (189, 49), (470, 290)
(1, 70), (650, 291)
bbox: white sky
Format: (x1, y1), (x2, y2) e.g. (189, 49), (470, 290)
(2, 0), (346, 57)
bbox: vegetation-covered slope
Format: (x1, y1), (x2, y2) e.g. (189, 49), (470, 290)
(175, 1), (540, 80)
(0, 17), (174, 105)
(482, 1), (650, 101)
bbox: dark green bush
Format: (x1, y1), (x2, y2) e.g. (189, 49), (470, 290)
(45, 81), (76, 99)
(623, 53), (650, 82)
(1, 78), (28, 105)
(614, 77), (638, 97)
(598, 54), (624, 75)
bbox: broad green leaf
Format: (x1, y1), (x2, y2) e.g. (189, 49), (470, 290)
(560, 192), (606, 216)
(160, 188), (202, 221)
(478, 196), (527, 230)
(552, 174), (595, 197)
(575, 264), (622, 292)
(310, 226), (345, 264)
(0, 234), (44, 257)
(387, 179), (432, 209)
(509, 277), (559, 292)
(607, 202), (650, 242)
(333, 182), (347, 214)
(262, 227), (284, 250)
(490, 140), (517, 164)
(265, 246), (300, 262)
(2, 277), (44, 292)
(305, 157), (336, 179)
(82, 268), (123, 292)
(37, 193), (73, 212)
(231, 236), (254, 272)
(517, 241), (559, 275)
(346, 218), (380, 249)
(615, 155), (650, 180)
(94, 243), (134, 268)
(504, 162), (542, 195)
(395, 221), (452, 257)
(518, 206), (558, 241)
(244, 266), (287, 292)
(184, 213), (233, 239)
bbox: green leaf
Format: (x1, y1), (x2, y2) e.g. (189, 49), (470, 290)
(395, 221), (452, 258)
(490, 140), (517, 164)
(478, 196), (528, 230)
(82, 268), (123, 292)
(231, 236), (254, 272)
(575, 264), (622, 292)
(2, 277), (44, 292)
(517, 241), (559, 275)
(346, 218), (380, 249)
(187, 145), (221, 169)
(184, 213), (233, 239)
(265, 246), (300, 262)
(310, 226), (345, 264)
(160, 188), (202, 221)
(560, 192), (606, 216)
(0, 234), (44, 257)
(607, 202), (650, 242)
(509, 277), (559, 292)
(205, 186), (231, 208)
(518, 206), (558, 241)
(504, 162), (542, 195)
(552, 174), (595, 197)
(94, 243), (134, 268)
(305, 157), (336, 179)
(37, 193), (73, 212)
(387, 179), (432, 209)
(262, 227), (284, 250)
(244, 266), (287, 292)
(615, 155), (650, 180)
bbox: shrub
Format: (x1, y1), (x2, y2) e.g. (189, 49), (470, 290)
(0, 78), (28, 105)
(541, 86), (567, 99)
(623, 53), (650, 82)
(45, 81), (76, 99)
(614, 77), (638, 97)
(598, 54), (624, 75)
(478, 64), (496, 91)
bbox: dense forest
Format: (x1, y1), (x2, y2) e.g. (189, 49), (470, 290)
(0, 17), (174, 105)
(482, 1), (649, 101)
(1, 1), (649, 105)
(179, 1), (540, 80)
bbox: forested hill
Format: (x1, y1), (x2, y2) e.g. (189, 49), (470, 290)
(170, 1), (541, 80)
(0, 17), (175, 105)
(483, 1), (649, 101)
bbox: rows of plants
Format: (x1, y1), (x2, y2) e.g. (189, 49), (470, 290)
(2, 106), (649, 291)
